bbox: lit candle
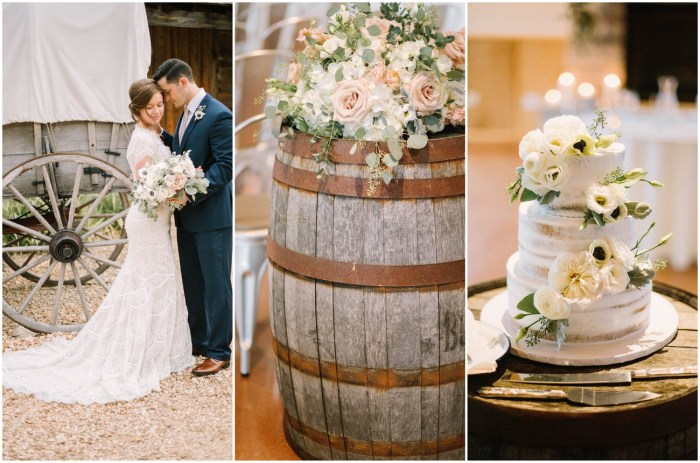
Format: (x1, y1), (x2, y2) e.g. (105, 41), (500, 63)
(558, 72), (576, 111)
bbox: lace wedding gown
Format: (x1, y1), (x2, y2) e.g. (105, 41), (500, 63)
(3, 125), (194, 404)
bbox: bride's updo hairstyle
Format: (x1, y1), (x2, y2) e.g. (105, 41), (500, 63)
(128, 78), (164, 130)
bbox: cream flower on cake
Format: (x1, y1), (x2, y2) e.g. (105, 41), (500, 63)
(521, 172), (550, 196)
(600, 260), (630, 294)
(534, 289), (571, 320)
(586, 183), (626, 216)
(540, 163), (570, 192)
(543, 115), (591, 157)
(549, 251), (601, 302)
(518, 129), (545, 160)
(608, 237), (635, 270)
(589, 239), (613, 266)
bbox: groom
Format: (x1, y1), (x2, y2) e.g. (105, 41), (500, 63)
(153, 58), (233, 376)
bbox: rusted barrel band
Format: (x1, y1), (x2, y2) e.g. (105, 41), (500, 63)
(268, 239), (465, 287)
(281, 131), (465, 164)
(273, 161), (465, 199)
(285, 411), (464, 457)
(272, 335), (465, 388)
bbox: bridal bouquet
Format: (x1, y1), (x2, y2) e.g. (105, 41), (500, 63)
(131, 151), (209, 220)
(265, 2), (465, 192)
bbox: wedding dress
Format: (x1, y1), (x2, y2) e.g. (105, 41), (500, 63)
(3, 125), (194, 404)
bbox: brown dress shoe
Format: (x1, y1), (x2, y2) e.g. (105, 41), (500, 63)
(192, 358), (231, 376)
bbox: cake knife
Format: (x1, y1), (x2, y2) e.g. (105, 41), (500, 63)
(479, 387), (661, 406)
(502, 365), (698, 385)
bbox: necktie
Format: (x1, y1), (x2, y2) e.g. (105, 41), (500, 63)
(179, 107), (189, 143)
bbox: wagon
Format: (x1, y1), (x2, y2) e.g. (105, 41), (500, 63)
(2, 3), (151, 333)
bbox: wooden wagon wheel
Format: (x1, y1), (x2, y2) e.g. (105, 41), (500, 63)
(2, 153), (133, 333)
(2, 192), (130, 285)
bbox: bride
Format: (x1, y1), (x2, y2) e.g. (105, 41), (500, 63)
(3, 79), (195, 404)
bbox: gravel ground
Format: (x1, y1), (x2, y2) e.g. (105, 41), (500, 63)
(2, 222), (233, 460)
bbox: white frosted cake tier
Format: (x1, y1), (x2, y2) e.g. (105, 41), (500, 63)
(516, 201), (637, 280)
(507, 252), (652, 342)
(546, 143), (624, 211)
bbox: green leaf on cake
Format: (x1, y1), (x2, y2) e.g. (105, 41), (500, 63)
(592, 211), (605, 226)
(628, 265), (656, 289)
(539, 190), (560, 205)
(516, 293), (539, 314)
(520, 188), (538, 202)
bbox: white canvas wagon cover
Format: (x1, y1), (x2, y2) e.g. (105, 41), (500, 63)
(3, 3), (151, 124)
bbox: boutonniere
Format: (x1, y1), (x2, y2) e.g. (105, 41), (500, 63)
(194, 105), (206, 121)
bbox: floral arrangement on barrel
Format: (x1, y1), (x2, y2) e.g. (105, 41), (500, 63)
(264, 2), (465, 194)
(506, 113), (672, 347)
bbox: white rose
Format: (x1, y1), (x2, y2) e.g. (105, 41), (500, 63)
(322, 36), (341, 56)
(539, 163), (570, 192)
(586, 184), (621, 216)
(519, 129), (545, 160)
(534, 289), (571, 320)
(521, 172), (549, 196)
(523, 152), (547, 179)
(600, 260), (630, 294)
(549, 251), (602, 302)
(543, 115), (588, 139)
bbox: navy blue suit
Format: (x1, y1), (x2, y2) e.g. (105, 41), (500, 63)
(172, 93), (233, 361)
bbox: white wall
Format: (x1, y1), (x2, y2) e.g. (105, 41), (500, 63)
(468, 3), (572, 38)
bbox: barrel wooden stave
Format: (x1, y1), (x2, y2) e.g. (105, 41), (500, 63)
(269, 133), (465, 460)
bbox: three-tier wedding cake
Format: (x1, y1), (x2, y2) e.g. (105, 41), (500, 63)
(491, 114), (676, 363)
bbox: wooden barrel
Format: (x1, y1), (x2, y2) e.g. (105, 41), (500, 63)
(468, 280), (698, 460)
(268, 130), (465, 460)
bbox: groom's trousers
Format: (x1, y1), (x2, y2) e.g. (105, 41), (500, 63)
(177, 226), (233, 361)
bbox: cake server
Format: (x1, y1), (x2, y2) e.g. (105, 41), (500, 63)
(502, 365), (698, 385)
(478, 387), (661, 406)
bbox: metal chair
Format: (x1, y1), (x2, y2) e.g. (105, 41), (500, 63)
(235, 113), (273, 376)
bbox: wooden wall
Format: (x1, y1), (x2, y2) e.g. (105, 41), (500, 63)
(147, 24), (232, 136)
(467, 38), (567, 146)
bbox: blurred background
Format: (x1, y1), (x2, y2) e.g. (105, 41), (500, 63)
(467, 3), (698, 294)
(233, 3), (465, 460)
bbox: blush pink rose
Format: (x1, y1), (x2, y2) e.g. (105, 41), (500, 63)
(332, 80), (370, 128)
(169, 173), (188, 191)
(443, 28), (465, 70)
(408, 72), (448, 113)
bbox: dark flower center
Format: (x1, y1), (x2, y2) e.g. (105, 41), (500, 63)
(611, 207), (620, 219)
(592, 246), (606, 261)
(573, 140), (586, 152)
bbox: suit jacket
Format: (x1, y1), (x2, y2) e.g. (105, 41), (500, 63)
(172, 93), (233, 232)
(160, 129), (174, 151)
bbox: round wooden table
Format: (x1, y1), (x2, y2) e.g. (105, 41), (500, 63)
(468, 279), (697, 460)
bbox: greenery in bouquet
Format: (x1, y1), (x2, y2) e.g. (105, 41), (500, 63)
(264, 2), (465, 194)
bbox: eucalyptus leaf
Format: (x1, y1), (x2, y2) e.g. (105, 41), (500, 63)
(592, 211), (605, 226)
(365, 152), (380, 168)
(387, 137), (403, 161)
(277, 100), (288, 111)
(516, 293), (539, 314)
(420, 46), (433, 59)
(424, 115), (440, 126)
(326, 5), (340, 17)
(447, 70), (465, 80)
(354, 2), (371, 13)
(407, 134), (428, 149)
(271, 126), (281, 138)
(382, 170), (392, 185)
(264, 106), (277, 118)
(335, 68), (343, 82)
(383, 152), (399, 167)
(355, 127), (367, 139)
(362, 48), (375, 64)
(366, 25), (381, 36)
